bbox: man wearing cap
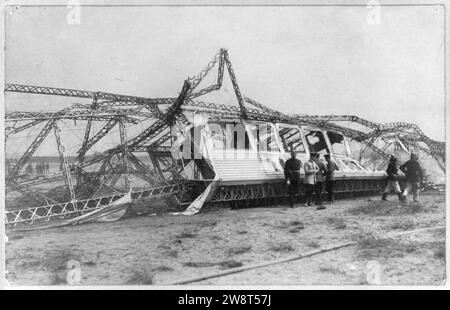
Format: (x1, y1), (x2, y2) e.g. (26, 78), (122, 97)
(324, 154), (339, 203)
(311, 153), (328, 209)
(381, 155), (403, 202)
(284, 150), (302, 208)
(400, 153), (424, 203)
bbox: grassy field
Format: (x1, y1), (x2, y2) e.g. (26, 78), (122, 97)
(5, 192), (445, 286)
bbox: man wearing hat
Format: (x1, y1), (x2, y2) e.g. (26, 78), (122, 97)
(381, 155), (403, 201)
(284, 150), (302, 208)
(311, 153), (328, 208)
(324, 154), (339, 203)
(400, 153), (424, 203)
(304, 152), (326, 209)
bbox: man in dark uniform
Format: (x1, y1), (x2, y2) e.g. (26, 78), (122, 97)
(381, 155), (403, 201)
(400, 153), (424, 203)
(324, 154), (339, 203)
(284, 150), (302, 208)
(311, 153), (327, 209)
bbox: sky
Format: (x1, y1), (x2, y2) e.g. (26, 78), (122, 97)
(4, 5), (445, 156)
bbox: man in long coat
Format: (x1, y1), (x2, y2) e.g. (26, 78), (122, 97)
(303, 153), (319, 207)
(400, 153), (424, 203)
(284, 150), (302, 208)
(312, 153), (327, 209)
(324, 154), (339, 203)
(382, 155), (403, 201)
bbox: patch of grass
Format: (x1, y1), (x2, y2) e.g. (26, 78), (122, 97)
(319, 266), (346, 275)
(219, 260), (243, 269)
(348, 201), (427, 217)
(227, 246), (252, 255)
(210, 235), (223, 241)
(183, 260), (243, 269)
(183, 261), (217, 268)
(158, 244), (179, 258)
(327, 217), (347, 230)
(307, 241), (321, 249)
(49, 272), (66, 285)
(164, 249), (179, 258)
(176, 230), (197, 239)
(13, 253), (42, 269)
(237, 230), (248, 235)
(8, 234), (24, 241)
(348, 201), (398, 216)
(406, 202), (426, 213)
(433, 242), (445, 261)
(127, 267), (154, 285)
(290, 220), (304, 227)
(382, 219), (416, 231)
(151, 265), (174, 273)
(356, 235), (416, 260)
(42, 249), (81, 272)
(275, 220), (305, 230)
(199, 221), (217, 228)
(269, 242), (295, 253)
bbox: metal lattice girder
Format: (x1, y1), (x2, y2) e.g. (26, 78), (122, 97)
(294, 114), (381, 130)
(301, 114), (445, 156)
(77, 118), (119, 162)
(183, 100), (364, 137)
(91, 163), (121, 198)
(118, 118), (131, 191)
(14, 175), (65, 187)
(128, 152), (166, 186)
(78, 98), (99, 164)
(183, 99), (391, 160)
(185, 48), (247, 118)
(53, 122), (76, 201)
(118, 119), (169, 153)
(5, 110), (140, 124)
(6, 181), (59, 205)
(188, 49), (225, 99)
(134, 130), (172, 152)
(89, 104), (159, 119)
(244, 96), (284, 116)
(78, 151), (112, 169)
(84, 80), (192, 163)
(93, 98), (175, 109)
(5, 83), (171, 111)
(6, 119), (44, 137)
(187, 49), (223, 92)
(7, 119), (55, 181)
(5, 183), (182, 227)
(222, 49), (248, 119)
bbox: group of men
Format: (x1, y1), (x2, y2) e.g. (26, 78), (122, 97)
(284, 151), (338, 210)
(25, 161), (51, 176)
(382, 153), (424, 203)
(284, 151), (425, 209)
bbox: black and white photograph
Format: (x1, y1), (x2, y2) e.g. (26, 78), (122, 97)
(1, 0), (447, 289)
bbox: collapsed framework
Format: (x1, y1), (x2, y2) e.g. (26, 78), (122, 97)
(4, 49), (445, 230)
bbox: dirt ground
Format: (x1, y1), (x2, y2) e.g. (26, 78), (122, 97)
(5, 192), (446, 286)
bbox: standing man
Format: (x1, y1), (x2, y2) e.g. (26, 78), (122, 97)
(324, 154), (339, 203)
(381, 155), (403, 201)
(400, 153), (424, 203)
(312, 153), (327, 209)
(36, 162), (41, 176)
(303, 153), (319, 208)
(284, 150), (302, 208)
